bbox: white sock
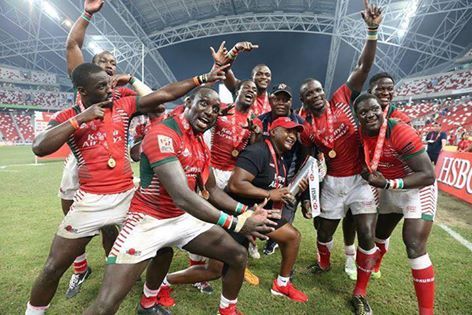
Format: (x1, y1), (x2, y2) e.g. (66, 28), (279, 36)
(219, 294), (237, 309)
(25, 302), (49, 315)
(344, 244), (356, 257)
(73, 253), (86, 264)
(276, 275), (290, 287)
(143, 283), (159, 298)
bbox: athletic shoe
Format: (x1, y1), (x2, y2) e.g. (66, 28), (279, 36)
(248, 243), (261, 259)
(345, 255), (357, 281)
(156, 286), (175, 307)
(270, 280), (308, 303)
(192, 281), (214, 294)
(351, 295), (373, 315)
(263, 241), (279, 256)
(371, 270), (381, 279)
(65, 267), (92, 298)
(137, 303), (171, 315)
(306, 262), (330, 274)
(244, 267), (259, 286)
(218, 303), (243, 315)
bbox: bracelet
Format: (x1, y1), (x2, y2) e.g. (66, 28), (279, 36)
(192, 76), (201, 86)
(81, 11), (93, 22)
(129, 75), (136, 85)
(385, 178), (404, 190)
(367, 26), (378, 41)
(216, 211), (238, 231)
(226, 47), (239, 60)
(234, 203), (248, 215)
(69, 117), (80, 130)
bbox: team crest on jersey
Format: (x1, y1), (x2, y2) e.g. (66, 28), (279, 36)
(158, 135), (174, 153)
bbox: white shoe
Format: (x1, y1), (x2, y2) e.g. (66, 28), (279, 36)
(371, 270), (382, 279)
(344, 255), (357, 281)
(248, 243), (260, 259)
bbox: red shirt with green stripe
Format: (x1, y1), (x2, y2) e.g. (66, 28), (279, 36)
(361, 119), (425, 179)
(130, 113), (210, 219)
(49, 96), (138, 194)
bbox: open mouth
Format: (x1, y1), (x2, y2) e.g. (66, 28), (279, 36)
(105, 68), (114, 76)
(366, 117), (378, 127)
(196, 116), (211, 129)
(244, 93), (255, 103)
(284, 137), (295, 148)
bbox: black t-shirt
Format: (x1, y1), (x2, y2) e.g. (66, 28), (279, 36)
(229, 141), (287, 209)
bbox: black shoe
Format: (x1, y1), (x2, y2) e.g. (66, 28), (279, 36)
(351, 296), (373, 315)
(306, 262), (330, 274)
(65, 267), (92, 298)
(263, 241), (279, 255)
(137, 303), (172, 315)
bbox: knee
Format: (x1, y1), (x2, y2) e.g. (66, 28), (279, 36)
(285, 227), (301, 245)
(42, 258), (67, 281)
(231, 245), (248, 269)
(89, 300), (117, 315)
(403, 237), (426, 259)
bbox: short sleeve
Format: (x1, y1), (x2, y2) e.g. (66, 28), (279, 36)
(299, 120), (314, 146)
(116, 96), (138, 117)
(330, 84), (352, 107)
(236, 143), (268, 177)
(391, 109), (411, 124)
(391, 122), (425, 159)
(118, 87), (137, 97)
(48, 108), (76, 128)
(142, 126), (181, 168)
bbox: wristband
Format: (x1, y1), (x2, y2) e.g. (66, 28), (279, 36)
(81, 11), (93, 22)
(386, 178), (404, 189)
(367, 26), (378, 41)
(129, 75), (136, 85)
(234, 202), (248, 215)
(226, 46), (239, 60)
(217, 211), (239, 231)
(69, 117), (80, 130)
(217, 211), (228, 226)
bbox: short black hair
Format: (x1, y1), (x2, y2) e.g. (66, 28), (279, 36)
(299, 77), (318, 94)
(71, 63), (104, 88)
(92, 50), (114, 64)
(189, 86), (218, 100)
(251, 64), (270, 77)
(235, 79), (254, 93)
(369, 72), (395, 88)
(353, 93), (381, 113)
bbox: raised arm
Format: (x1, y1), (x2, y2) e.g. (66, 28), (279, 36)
(346, 1), (383, 92)
(66, 0), (104, 76)
(137, 64), (228, 113)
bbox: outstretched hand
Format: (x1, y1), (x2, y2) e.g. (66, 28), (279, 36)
(205, 64), (230, 83)
(84, 0), (104, 14)
(361, 0), (383, 28)
(234, 41), (259, 52)
(210, 41), (230, 66)
(219, 104), (235, 117)
(239, 198), (278, 240)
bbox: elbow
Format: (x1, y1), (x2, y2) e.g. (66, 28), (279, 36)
(424, 172), (436, 187)
(226, 181), (239, 195)
(32, 142), (47, 157)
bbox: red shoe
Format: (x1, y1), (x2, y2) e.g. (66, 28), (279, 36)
(156, 285), (175, 307)
(218, 303), (244, 315)
(271, 280), (308, 302)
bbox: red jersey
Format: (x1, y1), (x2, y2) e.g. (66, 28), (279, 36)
(458, 139), (472, 152)
(362, 119), (425, 179)
(130, 113), (210, 219)
(211, 105), (254, 171)
(388, 106), (410, 124)
(50, 96), (138, 194)
(253, 92), (271, 116)
(300, 84), (361, 176)
(75, 87), (136, 106)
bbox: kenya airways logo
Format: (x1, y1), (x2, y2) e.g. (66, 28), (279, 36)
(158, 135), (174, 153)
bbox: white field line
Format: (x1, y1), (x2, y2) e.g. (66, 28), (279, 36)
(438, 223), (472, 252)
(0, 163), (46, 168)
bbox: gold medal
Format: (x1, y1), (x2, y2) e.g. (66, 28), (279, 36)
(232, 149), (239, 157)
(107, 157), (116, 168)
(328, 149), (336, 159)
(201, 189), (210, 200)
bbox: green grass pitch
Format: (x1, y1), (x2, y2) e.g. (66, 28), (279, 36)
(0, 146), (471, 314)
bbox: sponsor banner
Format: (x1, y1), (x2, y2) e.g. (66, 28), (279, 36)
(34, 111), (70, 160)
(435, 151), (472, 204)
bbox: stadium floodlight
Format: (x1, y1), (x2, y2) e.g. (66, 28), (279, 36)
(397, 0), (419, 39)
(41, 1), (61, 22)
(62, 19), (72, 29)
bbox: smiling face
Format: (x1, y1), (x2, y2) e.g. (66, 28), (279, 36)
(271, 126), (298, 152)
(185, 88), (221, 133)
(356, 97), (384, 136)
(370, 77), (394, 110)
(235, 80), (257, 109)
(269, 92), (292, 117)
(251, 65), (272, 92)
(299, 79), (326, 115)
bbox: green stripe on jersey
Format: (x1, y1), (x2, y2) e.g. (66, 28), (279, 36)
(403, 148), (425, 160)
(162, 117), (183, 136)
(140, 154), (155, 188)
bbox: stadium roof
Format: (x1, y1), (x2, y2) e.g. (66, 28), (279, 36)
(0, 0), (471, 98)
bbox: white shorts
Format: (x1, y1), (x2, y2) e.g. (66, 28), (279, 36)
(56, 188), (135, 239)
(107, 212), (213, 264)
(213, 168), (233, 190)
(58, 154), (79, 200)
(378, 182), (438, 221)
(320, 174), (377, 219)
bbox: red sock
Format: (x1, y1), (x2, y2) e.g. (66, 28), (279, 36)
(373, 238), (389, 272)
(353, 247), (379, 297)
(73, 253), (87, 274)
(410, 254), (435, 315)
(317, 240), (333, 270)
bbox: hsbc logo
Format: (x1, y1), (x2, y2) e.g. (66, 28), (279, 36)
(437, 157), (472, 193)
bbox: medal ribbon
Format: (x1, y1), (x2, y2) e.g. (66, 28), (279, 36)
(312, 103), (335, 151)
(361, 105), (390, 173)
(231, 107), (252, 154)
(264, 139), (287, 189)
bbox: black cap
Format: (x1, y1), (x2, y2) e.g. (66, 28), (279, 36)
(271, 82), (292, 98)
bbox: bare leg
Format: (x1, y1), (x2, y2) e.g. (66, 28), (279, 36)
(167, 258), (224, 285)
(267, 224), (301, 277)
(342, 209), (356, 246)
(145, 247), (174, 290)
(99, 225), (119, 256)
